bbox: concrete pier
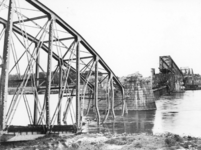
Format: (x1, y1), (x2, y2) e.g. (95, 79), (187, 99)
(121, 75), (156, 110)
(87, 73), (157, 112)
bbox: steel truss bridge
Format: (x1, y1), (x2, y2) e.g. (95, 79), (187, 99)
(0, 0), (126, 135)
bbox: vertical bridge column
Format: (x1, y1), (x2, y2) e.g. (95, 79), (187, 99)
(57, 61), (63, 125)
(34, 43), (40, 125)
(110, 74), (115, 119)
(45, 16), (54, 131)
(76, 37), (81, 129)
(121, 87), (126, 116)
(0, 0), (14, 132)
(95, 56), (100, 125)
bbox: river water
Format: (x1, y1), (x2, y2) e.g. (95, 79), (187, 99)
(7, 90), (201, 137)
(88, 90), (201, 137)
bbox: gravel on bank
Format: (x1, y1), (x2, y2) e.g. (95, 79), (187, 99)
(1, 132), (201, 150)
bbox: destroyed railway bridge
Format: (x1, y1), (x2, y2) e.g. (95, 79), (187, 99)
(0, 0), (127, 135)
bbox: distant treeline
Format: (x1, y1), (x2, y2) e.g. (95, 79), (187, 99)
(8, 71), (76, 87)
(8, 70), (104, 87)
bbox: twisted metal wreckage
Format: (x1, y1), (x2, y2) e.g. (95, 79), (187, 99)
(0, 0), (127, 134)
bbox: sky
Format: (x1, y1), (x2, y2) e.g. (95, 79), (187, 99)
(5, 0), (201, 77)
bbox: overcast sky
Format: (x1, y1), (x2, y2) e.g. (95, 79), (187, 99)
(31, 0), (201, 77)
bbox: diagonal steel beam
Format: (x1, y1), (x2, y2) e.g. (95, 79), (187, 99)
(13, 15), (47, 24)
(43, 37), (74, 43)
(0, 17), (94, 90)
(26, 0), (124, 94)
(64, 56), (93, 61)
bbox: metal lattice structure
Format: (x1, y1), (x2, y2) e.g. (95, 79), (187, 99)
(0, 0), (126, 134)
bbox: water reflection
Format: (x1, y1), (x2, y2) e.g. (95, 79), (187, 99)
(88, 110), (156, 134)
(7, 94), (76, 126)
(153, 90), (201, 137)
(89, 90), (201, 137)
(8, 90), (201, 137)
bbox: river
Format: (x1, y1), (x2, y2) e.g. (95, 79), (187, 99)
(6, 90), (201, 137)
(88, 90), (201, 137)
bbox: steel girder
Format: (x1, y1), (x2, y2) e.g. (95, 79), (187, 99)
(25, 0), (123, 90)
(0, 17), (94, 89)
(0, 0), (125, 133)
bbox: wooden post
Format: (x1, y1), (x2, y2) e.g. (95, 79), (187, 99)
(45, 17), (54, 131)
(0, 0), (14, 131)
(33, 44), (40, 125)
(95, 57), (100, 125)
(76, 38), (81, 129)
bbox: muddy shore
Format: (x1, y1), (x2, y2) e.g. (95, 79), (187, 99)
(1, 132), (201, 150)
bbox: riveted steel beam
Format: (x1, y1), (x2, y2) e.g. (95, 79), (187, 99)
(33, 43), (40, 125)
(0, 0), (14, 132)
(110, 74), (115, 119)
(43, 37), (74, 43)
(45, 16), (54, 131)
(76, 37), (81, 129)
(13, 15), (47, 24)
(0, 18), (93, 90)
(57, 61), (63, 125)
(25, 0), (124, 96)
(64, 56), (93, 61)
(95, 56), (100, 125)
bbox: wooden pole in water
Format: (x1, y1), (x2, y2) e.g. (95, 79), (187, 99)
(94, 57), (100, 125)
(0, 0), (14, 132)
(45, 17), (54, 131)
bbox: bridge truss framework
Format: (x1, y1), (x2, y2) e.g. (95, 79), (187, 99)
(0, 0), (126, 134)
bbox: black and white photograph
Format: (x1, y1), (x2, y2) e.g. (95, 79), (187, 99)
(0, 0), (201, 149)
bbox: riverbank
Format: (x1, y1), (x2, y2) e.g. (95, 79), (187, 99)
(1, 132), (201, 150)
